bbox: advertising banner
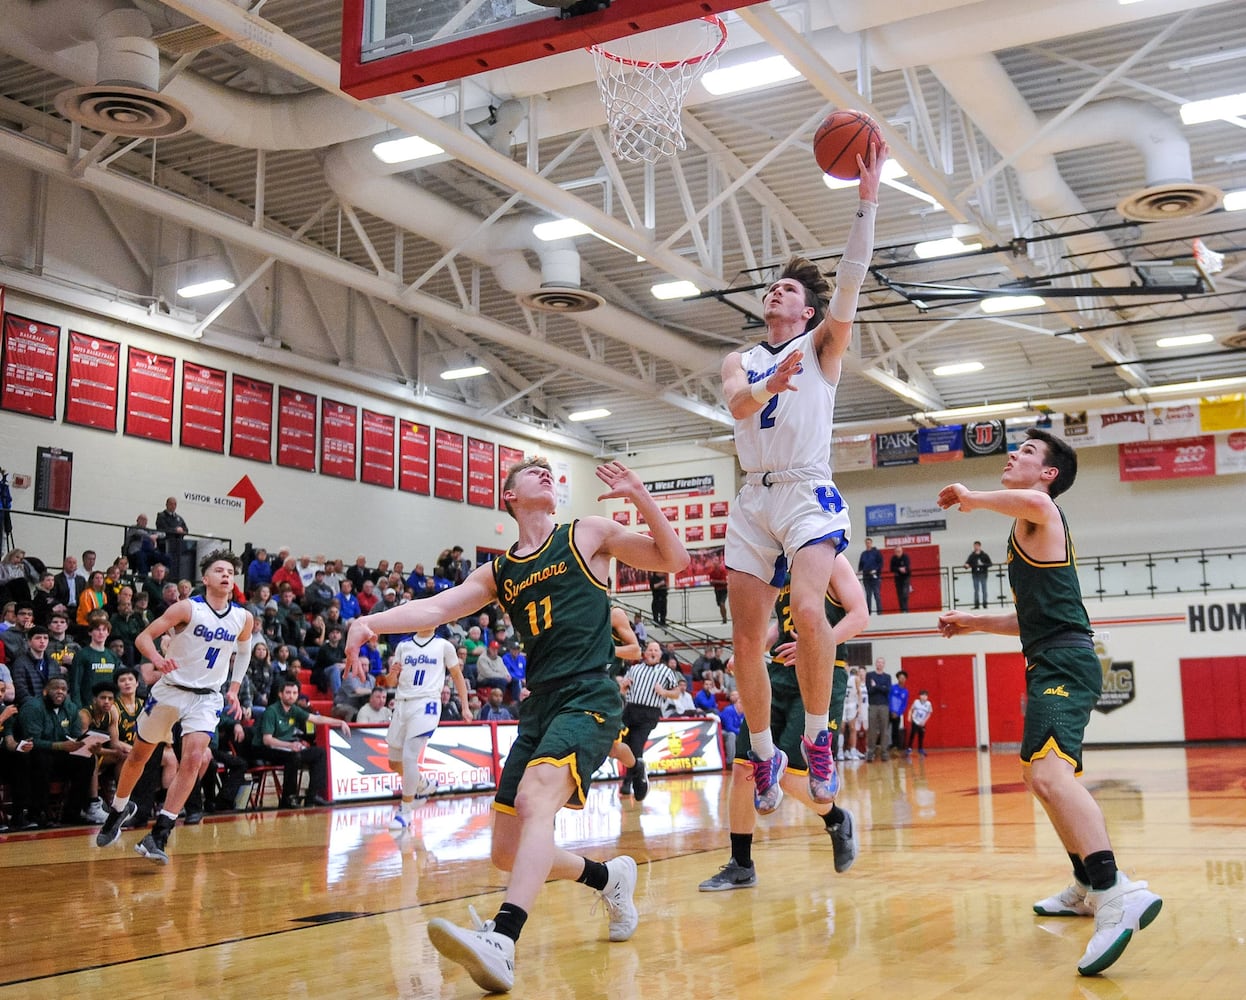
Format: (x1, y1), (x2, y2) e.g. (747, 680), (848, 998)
(1118, 436), (1216, 481)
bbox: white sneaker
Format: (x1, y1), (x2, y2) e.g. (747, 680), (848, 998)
(82, 799), (109, 825)
(428, 906), (516, 993)
(597, 856), (639, 941)
(388, 808), (414, 832)
(412, 773), (439, 800)
(1033, 879), (1092, 917)
(1077, 874), (1162, 976)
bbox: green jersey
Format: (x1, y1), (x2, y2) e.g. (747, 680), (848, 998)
(770, 576), (849, 665)
(493, 521), (612, 690)
(256, 702), (311, 745)
(1007, 507), (1092, 658)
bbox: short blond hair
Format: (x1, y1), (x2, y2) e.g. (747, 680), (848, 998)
(500, 457), (550, 519)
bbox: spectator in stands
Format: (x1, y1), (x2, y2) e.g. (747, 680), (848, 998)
(254, 679), (350, 808)
(718, 690), (743, 765)
(461, 625), (484, 686)
(0, 601), (13, 632)
(71, 613), (122, 706)
(141, 561), (169, 604)
(440, 682), (464, 722)
(260, 602), (284, 646)
(355, 685), (392, 725)
(372, 587), (400, 615)
(11, 625), (63, 706)
(346, 555), (370, 592)
(0, 676), (31, 826)
(77, 680), (120, 823)
(246, 547), (273, 592)
(152, 581), (179, 618)
(630, 611), (648, 647)
(313, 623), (349, 695)
(478, 687), (515, 721)
(474, 641), (511, 696)
(247, 584), (272, 619)
(405, 563), (428, 598)
(333, 664), (374, 721)
(109, 587), (147, 664)
(45, 610), (78, 674)
(276, 586), (306, 646)
(466, 692), (482, 717)
(663, 651), (688, 686)
(323, 558), (345, 594)
(31, 572), (58, 626)
(74, 571), (109, 632)
(124, 514), (170, 575)
(691, 644), (725, 685)
(693, 677), (720, 716)
(663, 678), (699, 718)
(155, 496), (188, 547)
(15, 676), (95, 825)
(272, 557), (303, 600)
(337, 579), (361, 621)
(2, 600), (35, 663)
(648, 570), (669, 627)
(246, 640), (274, 717)
(501, 642), (527, 704)
(53, 555), (87, 613)
(176, 577), (194, 601)
(295, 554), (319, 591)
(357, 578), (380, 615)
(0, 548), (39, 605)
(359, 634), (385, 679)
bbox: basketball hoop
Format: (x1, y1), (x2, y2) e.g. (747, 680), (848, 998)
(590, 15), (727, 163)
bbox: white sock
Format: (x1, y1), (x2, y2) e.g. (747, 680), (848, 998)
(159, 809), (178, 822)
(750, 729), (776, 760)
(804, 714), (827, 743)
(111, 795), (130, 811)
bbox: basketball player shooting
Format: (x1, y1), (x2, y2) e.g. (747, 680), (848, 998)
(720, 138), (887, 815)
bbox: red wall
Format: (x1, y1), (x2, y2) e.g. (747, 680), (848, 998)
(986, 652), (1028, 745)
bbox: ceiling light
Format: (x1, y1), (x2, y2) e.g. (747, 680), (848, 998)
(177, 278), (235, 298)
(1225, 189), (1246, 212)
(440, 365), (489, 380)
(914, 237), (984, 259)
(568, 407), (611, 421)
(924, 401), (1027, 421)
(1135, 376), (1246, 397)
(651, 280), (700, 300)
(372, 134), (445, 164)
(822, 158), (906, 190)
(1179, 92), (1246, 125)
(932, 361), (984, 377)
(981, 294), (1045, 314)
(1155, 333), (1214, 348)
(533, 218), (593, 242)
(701, 56), (799, 96)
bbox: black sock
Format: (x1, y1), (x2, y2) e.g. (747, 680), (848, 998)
(577, 858), (610, 891)
(1068, 852), (1090, 886)
(491, 902), (528, 943)
(823, 805), (845, 828)
(1083, 850), (1118, 892)
(153, 813), (176, 833)
(730, 832), (754, 869)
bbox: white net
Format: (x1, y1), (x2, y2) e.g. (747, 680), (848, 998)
(591, 17), (726, 163)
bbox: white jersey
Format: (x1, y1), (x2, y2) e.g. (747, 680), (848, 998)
(163, 596), (251, 690)
(910, 698), (934, 726)
(732, 330), (837, 475)
(392, 634), (458, 701)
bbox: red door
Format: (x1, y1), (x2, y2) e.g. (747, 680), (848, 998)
(986, 652), (1028, 746)
(898, 654), (976, 748)
(1181, 657), (1246, 740)
(884, 543), (941, 613)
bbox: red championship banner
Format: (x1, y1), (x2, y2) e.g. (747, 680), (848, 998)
(435, 428), (465, 502)
(276, 386), (317, 471)
(467, 437), (495, 508)
(2, 312), (59, 419)
(361, 409), (395, 488)
(710, 500), (729, 517)
(710, 522), (727, 540)
(320, 398), (357, 480)
(124, 346), (175, 443)
(65, 331), (119, 430)
(180, 363), (226, 453)
(399, 420), (431, 494)
(1118, 436), (1216, 481)
(498, 444), (525, 510)
(229, 374), (273, 463)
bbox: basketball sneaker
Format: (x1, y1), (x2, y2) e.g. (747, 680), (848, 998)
(95, 801), (138, 848)
(698, 859), (757, 891)
(389, 808), (415, 832)
(801, 730), (839, 802)
(412, 774), (439, 800)
(1077, 874), (1162, 976)
(135, 822), (172, 865)
(1034, 879), (1092, 917)
(428, 906), (516, 993)
(748, 748), (787, 814)
(632, 761), (649, 802)
(597, 856), (639, 941)
(827, 809), (858, 874)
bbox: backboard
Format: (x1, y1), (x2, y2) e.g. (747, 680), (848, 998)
(341, 0), (765, 99)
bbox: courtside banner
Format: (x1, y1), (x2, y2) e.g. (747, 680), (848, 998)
(65, 331), (119, 430)
(2, 312), (60, 419)
(640, 717), (723, 774)
(399, 420), (431, 494)
(276, 386), (316, 471)
(498, 444), (525, 510)
(361, 408), (395, 488)
(328, 723), (498, 802)
(229, 374), (273, 463)
(123, 346), (175, 442)
(320, 397), (358, 480)
(467, 436), (496, 508)
(179, 363), (226, 453)
(434, 427), (465, 502)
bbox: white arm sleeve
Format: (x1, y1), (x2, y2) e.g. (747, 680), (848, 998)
(829, 199), (877, 323)
(229, 637), (256, 686)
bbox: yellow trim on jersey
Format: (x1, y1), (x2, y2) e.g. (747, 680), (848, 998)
(526, 752), (587, 806)
(1008, 523), (1076, 569)
(492, 801), (518, 816)
(502, 526), (558, 564)
(567, 519), (610, 592)
(1021, 735), (1083, 775)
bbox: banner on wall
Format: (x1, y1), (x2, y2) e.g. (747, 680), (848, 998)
(614, 561), (651, 593)
(123, 347), (175, 443)
(918, 425), (964, 462)
(1119, 436), (1216, 481)
(1, 312), (60, 419)
(65, 331), (119, 431)
(710, 522), (726, 539)
(685, 525), (704, 542)
(643, 474), (714, 496)
(1147, 403), (1199, 441)
(1216, 431), (1246, 475)
(399, 420), (430, 494)
(834, 433), (874, 471)
(553, 458), (571, 509)
(467, 437), (495, 508)
(874, 429), (919, 467)
(34, 445), (72, 515)
(320, 398), (357, 480)
(229, 374), (273, 463)
(866, 502), (947, 533)
(684, 502), (703, 520)
(962, 419), (1007, 457)
(276, 386), (317, 471)
(1200, 394), (1246, 432)
(677, 544), (723, 587)
(498, 444), (525, 510)
(179, 363), (226, 453)
(434, 428), (465, 501)
(360, 409), (395, 488)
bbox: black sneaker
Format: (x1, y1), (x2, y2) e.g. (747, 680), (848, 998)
(95, 801), (138, 848)
(619, 780), (632, 796)
(698, 859), (757, 891)
(827, 809), (858, 874)
(632, 761), (650, 802)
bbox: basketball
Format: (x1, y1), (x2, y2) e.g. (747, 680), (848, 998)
(814, 110), (882, 180)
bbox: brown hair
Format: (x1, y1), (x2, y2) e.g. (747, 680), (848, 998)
(778, 255), (831, 331)
(500, 457), (550, 518)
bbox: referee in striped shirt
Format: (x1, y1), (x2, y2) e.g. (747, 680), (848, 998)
(620, 639), (681, 801)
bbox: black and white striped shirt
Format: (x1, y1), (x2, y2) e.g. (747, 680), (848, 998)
(625, 662), (679, 709)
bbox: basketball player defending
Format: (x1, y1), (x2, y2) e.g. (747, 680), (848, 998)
(387, 626), (472, 832)
(721, 140), (887, 813)
(699, 553), (868, 891)
(95, 550), (253, 864)
(936, 429), (1162, 976)
(346, 458), (688, 993)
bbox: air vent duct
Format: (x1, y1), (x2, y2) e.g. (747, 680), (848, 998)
(1116, 182), (1221, 222)
(517, 287), (605, 313)
(55, 84), (189, 138)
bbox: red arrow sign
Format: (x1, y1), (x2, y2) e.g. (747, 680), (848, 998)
(227, 475), (264, 523)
